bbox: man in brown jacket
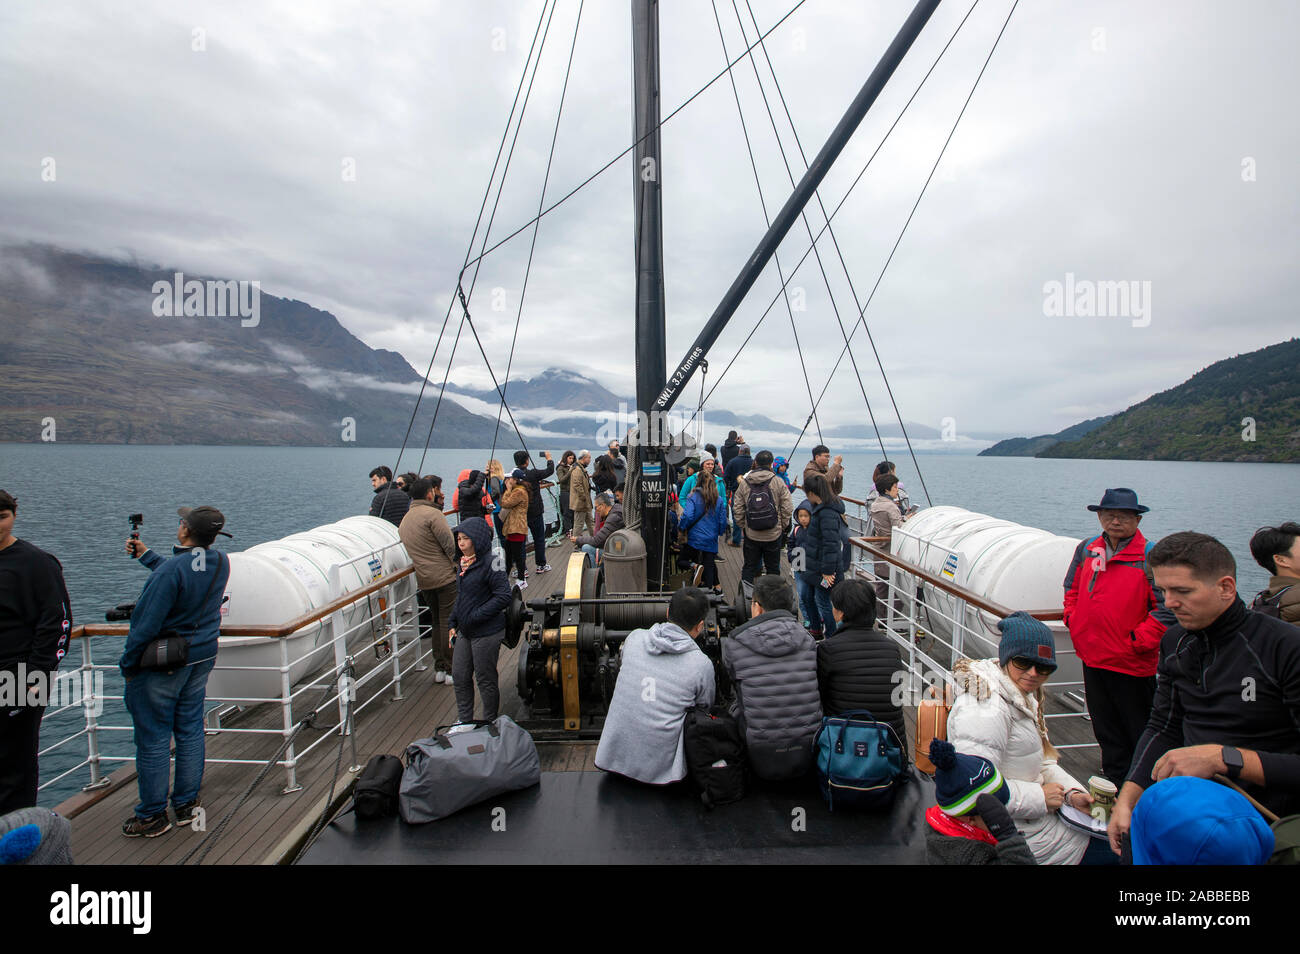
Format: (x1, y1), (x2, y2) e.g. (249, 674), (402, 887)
(733, 450), (794, 588)
(398, 477), (459, 682)
(802, 444), (844, 495)
(569, 451), (594, 538)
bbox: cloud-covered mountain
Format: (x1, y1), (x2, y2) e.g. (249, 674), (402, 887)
(0, 245), (503, 446)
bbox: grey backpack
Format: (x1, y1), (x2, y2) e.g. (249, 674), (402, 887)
(398, 715), (540, 823)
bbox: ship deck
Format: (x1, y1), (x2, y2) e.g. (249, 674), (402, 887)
(56, 537), (1101, 864)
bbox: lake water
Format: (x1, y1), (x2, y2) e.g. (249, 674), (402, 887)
(2, 442), (1295, 804)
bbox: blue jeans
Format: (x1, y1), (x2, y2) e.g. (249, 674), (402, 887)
(125, 657), (216, 818)
(796, 571), (823, 631)
(813, 579), (837, 637)
(582, 543), (600, 565)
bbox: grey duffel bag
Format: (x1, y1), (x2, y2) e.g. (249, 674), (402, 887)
(398, 715), (541, 823)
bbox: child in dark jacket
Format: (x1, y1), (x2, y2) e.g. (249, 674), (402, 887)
(925, 740), (1036, 865)
(788, 501), (821, 634)
(447, 519), (513, 723)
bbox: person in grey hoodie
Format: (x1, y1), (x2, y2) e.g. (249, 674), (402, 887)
(595, 588), (716, 784)
(722, 575), (822, 780)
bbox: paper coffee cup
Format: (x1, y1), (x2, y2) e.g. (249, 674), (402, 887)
(1088, 775), (1117, 822)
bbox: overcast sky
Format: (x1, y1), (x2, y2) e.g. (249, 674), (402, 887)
(2, 0), (1296, 437)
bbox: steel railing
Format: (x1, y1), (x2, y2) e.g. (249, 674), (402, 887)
(845, 533), (1095, 753)
(41, 541), (433, 798)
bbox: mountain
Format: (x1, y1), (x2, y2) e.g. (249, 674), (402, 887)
(446, 367), (623, 413)
(822, 421), (941, 441)
(978, 415), (1113, 457)
(0, 244), (502, 447)
(1039, 339), (1300, 463)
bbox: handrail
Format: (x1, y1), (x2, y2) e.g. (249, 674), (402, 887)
(71, 565), (418, 641)
(850, 536), (1063, 621)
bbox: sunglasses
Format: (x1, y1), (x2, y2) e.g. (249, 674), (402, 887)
(1009, 657), (1056, 675)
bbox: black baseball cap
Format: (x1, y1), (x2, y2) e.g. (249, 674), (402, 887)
(177, 506), (233, 539)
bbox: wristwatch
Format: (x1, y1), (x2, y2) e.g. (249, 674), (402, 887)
(1221, 746), (1244, 780)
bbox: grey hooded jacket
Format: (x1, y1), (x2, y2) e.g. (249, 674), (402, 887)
(595, 622), (715, 784)
(722, 609), (822, 780)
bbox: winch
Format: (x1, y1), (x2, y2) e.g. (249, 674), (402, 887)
(507, 532), (747, 739)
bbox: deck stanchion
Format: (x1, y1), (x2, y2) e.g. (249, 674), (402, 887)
(387, 583), (404, 701)
(80, 638), (110, 791)
(328, 564), (350, 728)
(279, 636), (302, 794)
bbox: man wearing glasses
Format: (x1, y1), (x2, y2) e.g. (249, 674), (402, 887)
(1062, 488), (1174, 786)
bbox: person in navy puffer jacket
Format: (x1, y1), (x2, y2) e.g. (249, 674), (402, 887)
(678, 473), (728, 592)
(447, 518), (512, 723)
(802, 474), (851, 637)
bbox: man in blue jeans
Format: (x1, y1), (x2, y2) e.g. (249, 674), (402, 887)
(120, 506), (231, 837)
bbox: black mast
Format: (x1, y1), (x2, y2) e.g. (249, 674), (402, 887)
(652, 0), (942, 415)
(632, 0), (669, 588)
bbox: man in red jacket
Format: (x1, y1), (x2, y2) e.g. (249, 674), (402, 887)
(1062, 488), (1174, 786)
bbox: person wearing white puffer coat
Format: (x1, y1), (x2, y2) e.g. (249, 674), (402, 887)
(946, 613), (1096, 865)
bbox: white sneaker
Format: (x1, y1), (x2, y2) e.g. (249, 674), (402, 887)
(443, 673), (454, 686)
(518, 578), (529, 590)
(445, 722), (474, 735)
(435, 670), (446, 684)
(538, 564), (552, 574)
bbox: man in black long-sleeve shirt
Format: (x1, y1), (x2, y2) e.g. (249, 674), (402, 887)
(1108, 532), (1300, 855)
(513, 450), (554, 573)
(0, 490), (71, 812)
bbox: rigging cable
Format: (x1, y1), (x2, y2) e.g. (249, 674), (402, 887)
(729, 0), (890, 468)
(459, 0), (810, 275)
(488, 0), (585, 467)
(417, 0), (560, 472)
(392, 0), (551, 478)
(400, 0), (808, 477)
(785, 0), (1021, 508)
(708, 0), (823, 449)
(679, 0), (984, 498)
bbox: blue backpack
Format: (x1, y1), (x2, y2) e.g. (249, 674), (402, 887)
(813, 710), (908, 811)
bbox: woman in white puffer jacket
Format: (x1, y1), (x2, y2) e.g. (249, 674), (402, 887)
(946, 613), (1094, 865)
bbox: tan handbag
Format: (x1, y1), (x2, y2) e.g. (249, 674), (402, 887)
(913, 684), (951, 775)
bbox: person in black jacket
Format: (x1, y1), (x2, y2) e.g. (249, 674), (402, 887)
(447, 519), (513, 723)
(1108, 531), (1300, 856)
(0, 490), (71, 814)
(816, 578), (907, 745)
(368, 466), (409, 527)
(513, 450), (554, 574)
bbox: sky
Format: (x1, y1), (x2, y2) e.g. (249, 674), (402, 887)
(2, 0), (1296, 438)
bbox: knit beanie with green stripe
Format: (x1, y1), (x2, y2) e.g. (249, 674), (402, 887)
(929, 739), (1009, 816)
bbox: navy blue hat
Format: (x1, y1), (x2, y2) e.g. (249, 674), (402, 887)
(929, 740), (1008, 816)
(997, 612), (1056, 670)
(1131, 777), (1273, 865)
(510, 468), (529, 481)
(1086, 487), (1149, 514)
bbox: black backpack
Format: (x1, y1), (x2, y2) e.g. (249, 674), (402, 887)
(682, 705), (746, 808)
(353, 754), (404, 819)
(1251, 585), (1294, 621)
(745, 478), (779, 531)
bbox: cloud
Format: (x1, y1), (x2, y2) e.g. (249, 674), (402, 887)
(1, 0), (1295, 436)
